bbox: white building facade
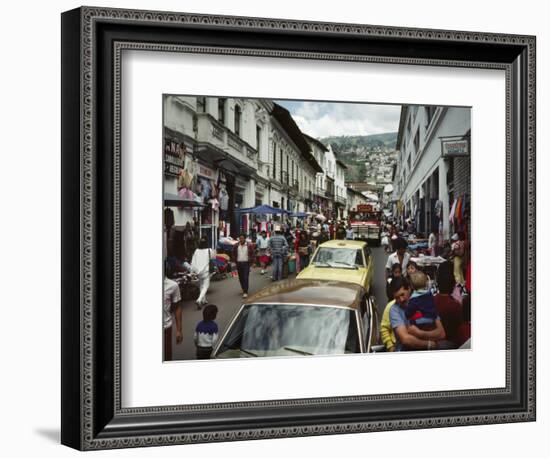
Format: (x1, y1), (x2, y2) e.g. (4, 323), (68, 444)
(393, 105), (471, 239)
(163, 97), (323, 252)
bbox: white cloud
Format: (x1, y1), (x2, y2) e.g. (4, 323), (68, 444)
(277, 100), (401, 138)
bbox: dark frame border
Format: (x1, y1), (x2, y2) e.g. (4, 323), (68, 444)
(61, 6), (536, 450)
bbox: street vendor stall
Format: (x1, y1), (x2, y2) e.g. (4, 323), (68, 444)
(409, 255), (447, 282)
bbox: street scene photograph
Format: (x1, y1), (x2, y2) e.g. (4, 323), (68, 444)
(162, 95), (471, 361)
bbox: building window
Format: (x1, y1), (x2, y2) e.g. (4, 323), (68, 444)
(218, 98), (226, 124)
(280, 151), (284, 183)
(414, 131), (420, 154)
(256, 125), (261, 155)
(196, 96), (206, 113)
(272, 143), (277, 179)
(234, 105), (242, 136)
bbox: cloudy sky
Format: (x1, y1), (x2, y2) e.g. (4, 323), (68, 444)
(276, 100), (401, 139)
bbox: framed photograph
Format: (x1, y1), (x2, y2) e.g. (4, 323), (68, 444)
(61, 6), (536, 451)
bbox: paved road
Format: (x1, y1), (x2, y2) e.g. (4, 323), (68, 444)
(170, 246), (391, 361)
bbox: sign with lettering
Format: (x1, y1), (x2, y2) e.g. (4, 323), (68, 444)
(442, 139), (469, 157)
(164, 139), (186, 176)
(198, 165), (215, 178)
(357, 204), (373, 212)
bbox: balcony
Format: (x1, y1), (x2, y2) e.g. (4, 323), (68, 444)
(290, 179), (299, 193)
(195, 113), (257, 166)
(315, 186), (326, 197)
(325, 187), (335, 198)
(335, 195), (347, 205)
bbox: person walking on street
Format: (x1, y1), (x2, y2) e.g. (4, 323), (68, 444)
(268, 226), (289, 281)
(335, 222), (347, 240)
(385, 237), (411, 279)
(233, 234), (255, 298)
(255, 230), (270, 275)
(163, 261), (183, 361)
(193, 304), (219, 359)
(428, 228), (437, 256)
(318, 227), (329, 245)
(345, 224), (355, 240)
(191, 237), (216, 309)
(297, 231), (311, 270)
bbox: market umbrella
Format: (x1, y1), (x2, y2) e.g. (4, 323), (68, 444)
(236, 204), (288, 215)
(289, 212), (308, 218)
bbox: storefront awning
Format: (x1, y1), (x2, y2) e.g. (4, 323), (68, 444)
(164, 193), (206, 208)
(195, 143), (255, 178)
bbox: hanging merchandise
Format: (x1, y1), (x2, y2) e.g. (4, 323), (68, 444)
(434, 200), (443, 220)
(209, 198), (220, 212)
(455, 196), (462, 227)
(219, 185), (229, 211)
(199, 177), (213, 203)
(449, 198), (457, 225)
(178, 187), (195, 200)
(177, 169), (194, 190)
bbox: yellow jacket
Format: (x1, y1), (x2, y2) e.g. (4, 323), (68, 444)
(381, 300), (397, 351)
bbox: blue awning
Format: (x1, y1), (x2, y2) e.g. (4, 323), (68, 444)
(235, 204), (289, 215)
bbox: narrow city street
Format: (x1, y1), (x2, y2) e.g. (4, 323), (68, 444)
(172, 245), (390, 361)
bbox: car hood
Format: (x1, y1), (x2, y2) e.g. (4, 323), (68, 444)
(297, 266), (367, 288)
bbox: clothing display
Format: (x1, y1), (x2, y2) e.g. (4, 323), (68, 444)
(178, 169), (194, 190)
(178, 187), (195, 200)
(209, 198), (220, 212)
(164, 208), (174, 229)
(219, 187), (229, 211)
(198, 177), (212, 202)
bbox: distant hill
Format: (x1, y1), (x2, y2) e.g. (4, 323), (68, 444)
(319, 132), (397, 182)
(320, 132), (397, 155)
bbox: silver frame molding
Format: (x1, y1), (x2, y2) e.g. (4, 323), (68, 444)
(61, 6), (536, 450)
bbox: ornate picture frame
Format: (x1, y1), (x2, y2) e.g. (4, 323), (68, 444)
(61, 6), (536, 450)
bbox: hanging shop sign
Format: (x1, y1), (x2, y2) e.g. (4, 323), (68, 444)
(164, 138), (186, 176)
(441, 137), (469, 157)
(198, 164), (215, 179)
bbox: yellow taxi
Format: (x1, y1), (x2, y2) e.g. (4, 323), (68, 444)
(296, 239), (374, 293)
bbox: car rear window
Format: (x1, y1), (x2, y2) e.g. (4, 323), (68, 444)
(216, 304), (360, 358)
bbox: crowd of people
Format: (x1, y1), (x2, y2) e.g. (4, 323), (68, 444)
(163, 217), (344, 360)
(381, 225), (471, 351)
(163, 212), (472, 359)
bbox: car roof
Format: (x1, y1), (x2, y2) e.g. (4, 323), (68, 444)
(244, 279), (364, 310)
(318, 240), (367, 249)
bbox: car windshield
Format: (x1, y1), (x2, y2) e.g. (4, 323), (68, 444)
(312, 247), (363, 268)
(216, 304), (360, 358)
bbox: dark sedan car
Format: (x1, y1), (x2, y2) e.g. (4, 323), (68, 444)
(213, 279), (379, 359)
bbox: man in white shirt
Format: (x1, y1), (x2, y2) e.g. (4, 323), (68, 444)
(385, 237), (411, 279)
(191, 237), (216, 309)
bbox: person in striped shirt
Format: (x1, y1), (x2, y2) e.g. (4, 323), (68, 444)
(268, 226), (289, 281)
